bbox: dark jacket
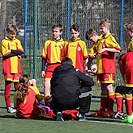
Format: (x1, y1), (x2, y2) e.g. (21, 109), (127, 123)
(51, 64), (94, 105)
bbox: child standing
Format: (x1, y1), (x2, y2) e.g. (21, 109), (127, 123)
(64, 23), (88, 73)
(41, 24), (64, 106)
(14, 74), (50, 119)
(86, 19), (121, 117)
(0, 24), (24, 113)
(124, 22), (133, 52)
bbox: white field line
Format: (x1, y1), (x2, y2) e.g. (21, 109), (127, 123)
(88, 119), (133, 127)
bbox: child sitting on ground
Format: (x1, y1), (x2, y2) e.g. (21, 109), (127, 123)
(14, 74), (50, 119)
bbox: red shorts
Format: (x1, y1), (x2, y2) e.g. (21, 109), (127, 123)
(45, 64), (61, 80)
(4, 73), (21, 82)
(97, 73), (115, 83)
(125, 68), (133, 87)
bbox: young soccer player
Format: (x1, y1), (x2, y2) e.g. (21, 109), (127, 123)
(124, 22), (133, 52)
(0, 24), (24, 113)
(14, 74), (50, 119)
(64, 23), (88, 73)
(86, 19), (121, 117)
(115, 52), (133, 123)
(41, 24), (64, 106)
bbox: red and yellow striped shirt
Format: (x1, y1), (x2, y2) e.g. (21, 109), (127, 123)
(0, 37), (24, 74)
(89, 33), (121, 74)
(41, 38), (64, 64)
(64, 38), (88, 72)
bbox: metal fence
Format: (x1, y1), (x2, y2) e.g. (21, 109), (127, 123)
(0, 0), (133, 96)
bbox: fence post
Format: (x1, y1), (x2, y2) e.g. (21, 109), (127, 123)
(119, 0), (124, 49)
(24, 0), (28, 56)
(33, 0), (38, 79)
(67, 0), (71, 39)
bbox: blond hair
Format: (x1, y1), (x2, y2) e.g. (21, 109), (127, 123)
(86, 29), (97, 40)
(99, 19), (111, 28)
(124, 22), (133, 31)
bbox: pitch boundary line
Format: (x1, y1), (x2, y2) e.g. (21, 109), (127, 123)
(88, 119), (133, 127)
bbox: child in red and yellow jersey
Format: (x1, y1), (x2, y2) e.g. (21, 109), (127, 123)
(86, 19), (121, 117)
(64, 23), (88, 73)
(14, 74), (50, 119)
(124, 22), (133, 52)
(115, 52), (133, 123)
(0, 24), (24, 113)
(41, 24), (64, 105)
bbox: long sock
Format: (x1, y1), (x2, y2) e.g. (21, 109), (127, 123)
(125, 94), (132, 115)
(14, 82), (20, 91)
(5, 81), (12, 108)
(132, 95), (133, 112)
(108, 92), (114, 111)
(115, 93), (123, 113)
(100, 94), (108, 111)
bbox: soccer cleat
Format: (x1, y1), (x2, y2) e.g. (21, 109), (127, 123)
(91, 110), (105, 117)
(7, 107), (16, 113)
(122, 115), (132, 124)
(112, 112), (125, 119)
(56, 112), (64, 121)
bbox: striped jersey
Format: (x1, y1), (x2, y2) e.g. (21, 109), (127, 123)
(88, 33), (121, 74)
(0, 37), (24, 74)
(41, 38), (64, 64)
(64, 38), (88, 72)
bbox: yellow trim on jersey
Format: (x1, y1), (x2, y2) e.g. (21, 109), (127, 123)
(30, 86), (42, 101)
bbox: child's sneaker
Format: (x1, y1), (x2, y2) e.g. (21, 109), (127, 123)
(7, 107), (16, 113)
(112, 112), (125, 119)
(122, 115), (132, 124)
(43, 106), (50, 114)
(56, 112), (64, 121)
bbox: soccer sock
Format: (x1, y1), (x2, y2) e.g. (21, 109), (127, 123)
(5, 81), (12, 108)
(125, 94), (132, 115)
(115, 92), (123, 113)
(108, 92), (114, 111)
(100, 94), (108, 111)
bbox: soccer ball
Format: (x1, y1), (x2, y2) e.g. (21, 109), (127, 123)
(90, 64), (97, 74)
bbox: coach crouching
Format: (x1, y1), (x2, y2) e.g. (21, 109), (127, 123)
(50, 57), (94, 121)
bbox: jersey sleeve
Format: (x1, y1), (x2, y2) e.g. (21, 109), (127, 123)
(105, 35), (121, 50)
(41, 41), (48, 59)
(128, 39), (133, 52)
(0, 40), (11, 56)
(82, 41), (88, 59)
(30, 86), (42, 101)
(88, 43), (97, 58)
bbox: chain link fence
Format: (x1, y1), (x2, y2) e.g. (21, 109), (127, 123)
(0, 0), (133, 96)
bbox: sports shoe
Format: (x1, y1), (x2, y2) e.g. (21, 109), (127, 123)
(56, 112), (64, 121)
(112, 112), (125, 119)
(78, 114), (87, 121)
(7, 107), (16, 113)
(122, 115), (132, 124)
(85, 112), (91, 117)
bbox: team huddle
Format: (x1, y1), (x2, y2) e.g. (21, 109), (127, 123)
(0, 19), (133, 123)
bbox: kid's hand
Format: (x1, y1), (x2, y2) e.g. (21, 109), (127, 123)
(98, 48), (106, 54)
(42, 71), (45, 78)
(18, 55), (21, 58)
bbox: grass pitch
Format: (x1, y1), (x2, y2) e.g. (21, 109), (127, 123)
(0, 94), (133, 133)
